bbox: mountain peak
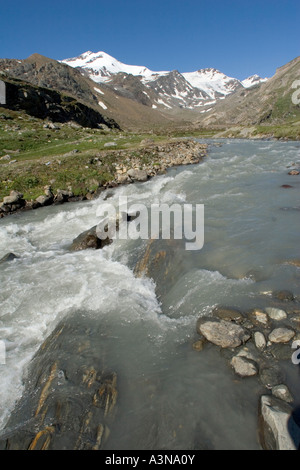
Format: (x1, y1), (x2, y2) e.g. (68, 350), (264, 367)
(241, 75), (268, 88)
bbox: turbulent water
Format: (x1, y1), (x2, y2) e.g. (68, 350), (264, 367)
(0, 138), (300, 449)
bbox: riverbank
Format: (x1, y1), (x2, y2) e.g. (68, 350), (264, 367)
(0, 138), (207, 218)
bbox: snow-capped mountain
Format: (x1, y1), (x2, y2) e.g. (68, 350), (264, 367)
(182, 68), (242, 100)
(62, 51), (169, 83)
(61, 51), (268, 111)
(241, 74), (268, 88)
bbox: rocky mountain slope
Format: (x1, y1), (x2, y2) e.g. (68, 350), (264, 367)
(0, 54), (193, 132)
(198, 55), (300, 128)
(0, 74), (119, 129)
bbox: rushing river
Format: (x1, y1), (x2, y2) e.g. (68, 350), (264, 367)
(0, 138), (300, 450)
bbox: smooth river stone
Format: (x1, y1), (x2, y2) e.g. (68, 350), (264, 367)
(265, 307), (287, 321)
(268, 328), (295, 344)
(198, 320), (250, 348)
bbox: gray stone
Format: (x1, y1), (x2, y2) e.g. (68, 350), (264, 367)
(127, 169), (148, 182)
(269, 327), (295, 344)
(272, 384), (293, 403)
(3, 191), (24, 205)
(265, 307), (287, 321)
(259, 395), (300, 450)
(230, 356), (258, 377)
(254, 331), (267, 350)
(198, 320), (250, 349)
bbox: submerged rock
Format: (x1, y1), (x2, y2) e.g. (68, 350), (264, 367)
(0, 252), (18, 264)
(259, 366), (285, 389)
(0, 314), (118, 450)
(211, 306), (244, 324)
(248, 308), (270, 328)
(273, 290), (294, 302)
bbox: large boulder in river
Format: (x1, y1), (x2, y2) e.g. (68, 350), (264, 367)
(69, 225), (112, 251)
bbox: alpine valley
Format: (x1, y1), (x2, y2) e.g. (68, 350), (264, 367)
(0, 50), (278, 133)
(0, 48), (300, 452)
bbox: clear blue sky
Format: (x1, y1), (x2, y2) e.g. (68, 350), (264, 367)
(0, 0), (299, 80)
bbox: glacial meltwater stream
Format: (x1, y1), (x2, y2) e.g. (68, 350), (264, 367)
(0, 139), (300, 450)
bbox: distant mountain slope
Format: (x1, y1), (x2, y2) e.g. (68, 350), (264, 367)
(62, 50), (264, 111)
(199, 56), (300, 127)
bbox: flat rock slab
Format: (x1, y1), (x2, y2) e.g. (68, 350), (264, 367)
(198, 320), (250, 348)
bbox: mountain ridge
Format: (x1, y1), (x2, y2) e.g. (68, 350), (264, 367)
(62, 50), (268, 110)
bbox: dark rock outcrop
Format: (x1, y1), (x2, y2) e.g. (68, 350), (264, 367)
(69, 225), (113, 252)
(1, 76), (120, 130)
(0, 253), (18, 264)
